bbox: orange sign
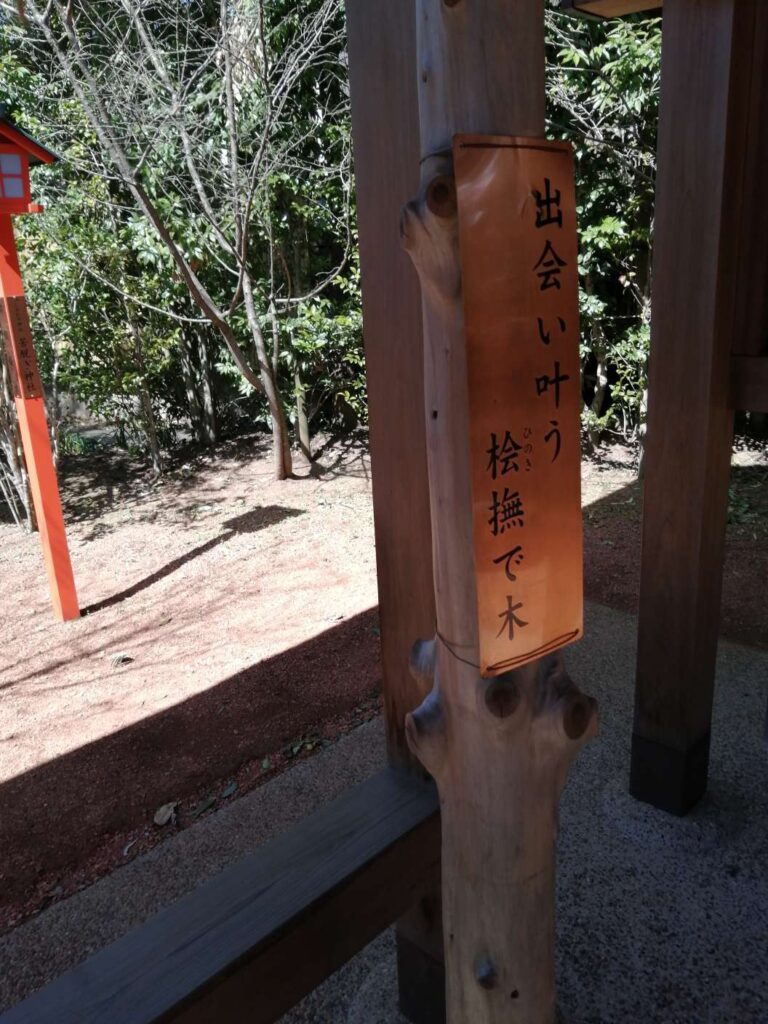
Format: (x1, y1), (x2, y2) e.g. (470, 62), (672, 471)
(454, 135), (582, 676)
(1, 294), (43, 399)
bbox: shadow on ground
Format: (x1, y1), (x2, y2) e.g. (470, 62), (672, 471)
(57, 433), (274, 534)
(82, 506), (305, 614)
(0, 607), (381, 906)
(1, 455), (764, 916)
(583, 462), (768, 650)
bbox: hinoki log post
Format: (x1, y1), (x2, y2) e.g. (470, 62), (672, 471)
(401, 4), (597, 1021)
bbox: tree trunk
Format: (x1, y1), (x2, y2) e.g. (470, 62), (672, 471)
(589, 342), (608, 450)
(139, 388), (163, 475)
(584, 275), (608, 452)
(48, 336), (62, 466)
(294, 367), (312, 462)
(401, 4), (596, 1022)
(0, 349), (36, 531)
(0, 461), (23, 528)
(198, 332), (217, 446)
(637, 386), (648, 479)
(290, 232), (313, 463)
(242, 272), (292, 479)
(180, 327), (206, 445)
(124, 305), (163, 474)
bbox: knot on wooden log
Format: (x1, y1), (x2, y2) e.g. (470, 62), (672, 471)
(473, 655), (597, 756)
(405, 636), (446, 773)
(409, 636), (437, 691)
(483, 677), (521, 719)
(400, 155), (461, 308)
(425, 174), (457, 218)
(535, 654), (598, 749)
(473, 954), (498, 990)
(563, 693), (596, 741)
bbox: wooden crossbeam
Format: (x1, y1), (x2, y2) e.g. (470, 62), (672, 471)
(0, 769), (440, 1024)
(560, 0), (663, 18)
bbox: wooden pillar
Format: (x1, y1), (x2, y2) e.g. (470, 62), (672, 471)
(401, 4), (595, 1023)
(345, 4), (444, 1021)
(0, 214), (79, 621)
(346, 0), (436, 768)
(731, 8), (768, 366)
(630, 0), (764, 814)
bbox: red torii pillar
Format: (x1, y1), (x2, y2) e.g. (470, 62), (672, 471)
(0, 115), (79, 621)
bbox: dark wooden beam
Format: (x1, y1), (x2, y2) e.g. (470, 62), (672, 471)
(731, 356), (768, 412)
(396, 893), (446, 1024)
(560, 0), (663, 19)
(0, 769), (440, 1024)
(631, 0), (764, 815)
(346, 4), (445, 1021)
(731, 6), (768, 361)
(346, 0), (436, 772)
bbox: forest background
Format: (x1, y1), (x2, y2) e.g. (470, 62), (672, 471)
(0, 1), (663, 529)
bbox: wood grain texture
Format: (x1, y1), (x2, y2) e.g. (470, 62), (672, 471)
(631, 0), (758, 811)
(417, 0), (545, 159)
(346, 0), (436, 770)
(731, 356), (768, 413)
(403, 4), (596, 1022)
(397, 933), (447, 1024)
(0, 769), (439, 1024)
(346, 7), (444, 1018)
(348, 8), (444, 1015)
(731, 5), (768, 359)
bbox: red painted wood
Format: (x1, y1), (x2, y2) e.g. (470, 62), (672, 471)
(0, 213), (79, 621)
(0, 121), (57, 165)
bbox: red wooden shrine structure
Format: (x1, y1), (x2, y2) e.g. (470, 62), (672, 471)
(0, 110), (79, 621)
(3, 0), (768, 1020)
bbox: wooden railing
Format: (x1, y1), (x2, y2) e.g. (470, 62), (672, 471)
(1, 769), (440, 1024)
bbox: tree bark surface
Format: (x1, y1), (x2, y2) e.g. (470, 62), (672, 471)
(402, 4), (597, 1022)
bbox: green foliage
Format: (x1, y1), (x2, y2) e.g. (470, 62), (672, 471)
(0, 2), (664, 484)
(1, 0), (362, 470)
(57, 427), (103, 458)
(547, 5), (661, 441)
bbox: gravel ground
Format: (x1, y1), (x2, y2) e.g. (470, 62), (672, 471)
(2, 603), (767, 1023)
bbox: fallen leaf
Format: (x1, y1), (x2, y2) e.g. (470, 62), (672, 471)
(190, 795), (216, 819)
(261, 757), (272, 773)
(222, 781), (237, 799)
(153, 801), (178, 827)
(123, 839), (138, 856)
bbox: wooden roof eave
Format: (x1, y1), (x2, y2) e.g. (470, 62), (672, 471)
(0, 116), (59, 166)
(559, 0), (663, 19)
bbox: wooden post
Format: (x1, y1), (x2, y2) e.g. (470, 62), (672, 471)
(346, 4), (444, 1020)
(630, 0), (763, 815)
(402, 3), (596, 1022)
(731, 7), (768, 366)
(346, 0), (436, 768)
(0, 214), (79, 621)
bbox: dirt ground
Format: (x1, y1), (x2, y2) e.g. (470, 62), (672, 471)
(0, 432), (766, 931)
